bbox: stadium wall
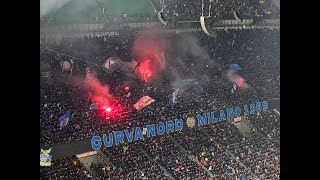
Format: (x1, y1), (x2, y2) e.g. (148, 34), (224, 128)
(40, 19), (279, 41)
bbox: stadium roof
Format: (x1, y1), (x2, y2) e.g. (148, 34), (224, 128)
(43, 0), (155, 23)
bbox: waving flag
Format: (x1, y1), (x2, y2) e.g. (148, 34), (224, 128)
(61, 59), (74, 77)
(133, 96), (155, 111)
(102, 57), (121, 73)
(168, 88), (179, 109)
(231, 78), (239, 94)
(172, 88), (179, 104)
(228, 64), (242, 71)
(58, 112), (71, 130)
(40, 148), (52, 166)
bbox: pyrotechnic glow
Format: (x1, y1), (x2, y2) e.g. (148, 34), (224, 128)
(238, 77), (244, 87)
(132, 31), (167, 82)
(138, 59), (154, 82)
(98, 104), (125, 120)
(237, 76), (249, 89)
(85, 70), (121, 119)
(85, 71), (114, 115)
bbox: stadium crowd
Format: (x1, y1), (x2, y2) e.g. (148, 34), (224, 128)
(40, 29), (279, 146)
(151, 0), (280, 22)
(41, 0), (280, 25)
(40, 28), (279, 179)
(227, 133), (280, 180)
(99, 142), (170, 179)
(247, 111), (280, 146)
(40, 156), (93, 180)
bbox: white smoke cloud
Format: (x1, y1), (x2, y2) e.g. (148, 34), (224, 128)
(180, 36), (208, 58)
(40, 0), (72, 17)
(168, 34), (217, 89)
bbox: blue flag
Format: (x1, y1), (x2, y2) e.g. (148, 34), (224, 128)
(58, 112), (71, 130)
(228, 64), (242, 71)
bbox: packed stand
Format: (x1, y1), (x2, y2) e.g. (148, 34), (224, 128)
(40, 156), (93, 180)
(142, 135), (211, 179)
(99, 142), (169, 179)
(40, 29), (279, 147)
(247, 111), (280, 146)
(227, 133), (280, 180)
(201, 119), (280, 179)
(152, 0), (280, 22)
(189, 124), (253, 179)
